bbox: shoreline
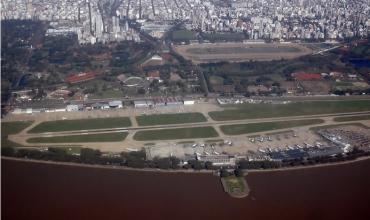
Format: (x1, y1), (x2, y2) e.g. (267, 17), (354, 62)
(2, 156), (370, 174)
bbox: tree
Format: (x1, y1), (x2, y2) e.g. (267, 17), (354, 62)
(137, 88), (146, 94)
(220, 168), (230, 177)
(188, 160), (204, 170)
(80, 148), (101, 164)
(234, 168), (244, 177)
(149, 79), (160, 92)
(205, 161), (214, 170)
(1, 147), (15, 156)
(154, 157), (171, 169)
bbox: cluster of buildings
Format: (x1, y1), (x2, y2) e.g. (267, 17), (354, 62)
(11, 99), (124, 114)
(134, 97), (194, 108)
(216, 98), (290, 105)
(2, 0), (369, 43)
(102, 0), (370, 40)
(10, 96), (196, 114)
(1, 0), (141, 44)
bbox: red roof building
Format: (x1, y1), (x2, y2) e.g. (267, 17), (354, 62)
(65, 72), (96, 84)
(146, 71), (162, 82)
(292, 72), (323, 81)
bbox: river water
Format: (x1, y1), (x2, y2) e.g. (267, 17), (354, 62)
(2, 159), (370, 220)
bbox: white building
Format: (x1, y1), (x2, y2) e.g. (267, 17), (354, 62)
(109, 100), (123, 108)
(134, 100), (154, 108)
(66, 104), (79, 112)
(183, 99), (195, 105)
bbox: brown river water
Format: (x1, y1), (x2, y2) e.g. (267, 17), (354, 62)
(2, 158), (370, 220)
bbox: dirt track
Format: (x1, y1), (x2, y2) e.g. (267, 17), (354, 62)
(173, 42), (313, 63)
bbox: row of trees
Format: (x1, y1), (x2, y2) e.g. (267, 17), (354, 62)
(3, 146), (369, 171)
(1, 147), (180, 170)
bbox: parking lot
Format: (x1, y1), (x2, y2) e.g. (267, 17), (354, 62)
(144, 128), (326, 159)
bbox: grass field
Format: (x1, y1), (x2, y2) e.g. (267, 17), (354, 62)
(1, 121), (34, 148)
(201, 32), (245, 41)
(29, 117), (131, 133)
(2, 121), (33, 136)
(133, 127), (219, 141)
(89, 89), (124, 99)
(172, 30), (196, 41)
(309, 123), (370, 131)
(27, 132), (128, 143)
(55, 146), (82, 155)
(333, 115), (370, 122)
(209, 100), (370, 121)
(220, 119), (324, 135)
(136, 113), (207, 126)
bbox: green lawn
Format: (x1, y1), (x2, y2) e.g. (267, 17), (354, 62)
(172, 30), (196, 41)
(309, 123), (369, 131)
(333, 115), (370, 122)
(133, 126), (219, 141)
(88, 89), (124, 99)
(29, 117), (132, 133)
(55, 147), (82, 155)
(136, 113), (207, 126)
(223, 176), (245, 192)
(27, 132), (128, 143)
(2, 121), (33, 136)
(1, 121), (33, 148)
(220, 119), (324, 135)
(209, 100), (370, 121)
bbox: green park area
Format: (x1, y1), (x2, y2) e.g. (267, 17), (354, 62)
(333, 115), (370, 122)
(1, 121), (33, 148)
(29, 117), (132, 133)
(220, 119), (324, 135)
(171, 30), (197, 41)
(133, 126), (219, 141)
(201, 32), (245, 41)
(209, 100), (370, 121)
(221, 175), (249, 198)
(136, 112), (207, 126)
(27, 132), (128, 143)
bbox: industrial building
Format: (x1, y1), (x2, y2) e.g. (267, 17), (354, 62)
(183, 99), (195, 105)
(165, 97), (183, 106)
(108, 100), (123, 108)
(91, 103), (110, 110)
(66, 104), (83, 112)
(134, 100), (154, 108)
(197, 154), (236, 166)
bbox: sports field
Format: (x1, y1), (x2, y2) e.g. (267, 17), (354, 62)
(133, 126), (219, 141)
(220, 119), (324, 135)
(173, 42), (312, 63)
(209, 100), (370, 121)
(29, 117), (132, 133)
(27, 132), (128, 143)
(136, 113), (207, 126)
